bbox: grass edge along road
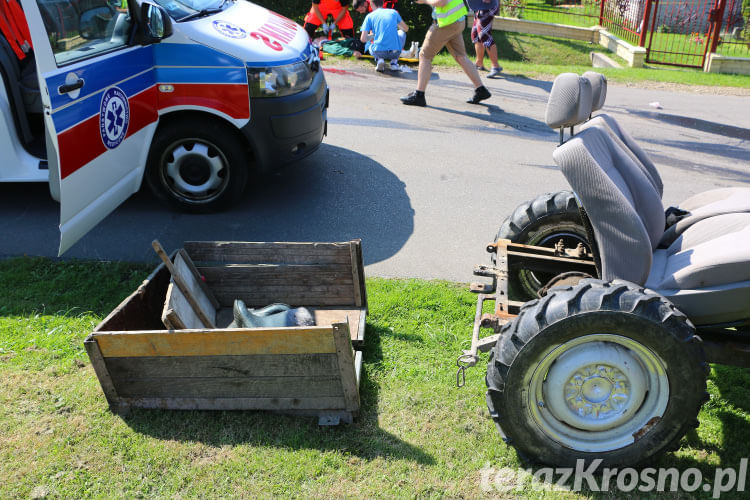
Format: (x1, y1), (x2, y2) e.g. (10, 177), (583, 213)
(2, 257), (750, 498)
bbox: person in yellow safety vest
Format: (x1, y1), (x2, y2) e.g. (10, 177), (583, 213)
(400, 0), (490, 107)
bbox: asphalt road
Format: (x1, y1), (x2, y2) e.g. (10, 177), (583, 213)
(2, 64), (748, 282)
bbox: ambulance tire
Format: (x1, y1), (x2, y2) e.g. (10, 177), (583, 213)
(146, 120), (249, 212)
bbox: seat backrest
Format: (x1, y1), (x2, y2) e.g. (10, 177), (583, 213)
(580, 115), (664, 198)
(553, 126), (666, 285)
(579, 72), (664, 198)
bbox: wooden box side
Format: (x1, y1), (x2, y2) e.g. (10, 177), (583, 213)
(93, 263), (170, 333)
(184, 241), (367, 309)
(88, 324), (358, 413)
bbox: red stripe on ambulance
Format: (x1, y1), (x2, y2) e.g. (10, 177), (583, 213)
(157, 83), (249, 119)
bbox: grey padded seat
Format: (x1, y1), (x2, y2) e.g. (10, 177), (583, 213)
(578, 72), (750, 247)
(548, 74), (750, 325)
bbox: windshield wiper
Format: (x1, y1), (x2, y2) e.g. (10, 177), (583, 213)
(178, 7), (223, 21)
(177, 0), (230, 22)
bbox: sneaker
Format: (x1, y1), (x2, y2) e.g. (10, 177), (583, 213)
(401, 91), (426, 107)
(389, 60), (401, 71)
(487, 66), (503, 78)
(466, 86), (491, 104)
(376, 58), (385, 72)
(475, 65), (487, 71)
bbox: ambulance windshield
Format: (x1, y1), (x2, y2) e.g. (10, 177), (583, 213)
(154, 0), (232, 21)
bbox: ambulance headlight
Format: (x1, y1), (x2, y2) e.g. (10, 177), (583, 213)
(247, 61), (313, 98)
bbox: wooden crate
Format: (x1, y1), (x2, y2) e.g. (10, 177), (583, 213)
(84, 241), (367, 425)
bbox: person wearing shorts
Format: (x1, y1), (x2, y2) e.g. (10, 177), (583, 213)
(304, 0), (355, 39)
(400, 0), (490, 107)
(471, 0), (502, 78)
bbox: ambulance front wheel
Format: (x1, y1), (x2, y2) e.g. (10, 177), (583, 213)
(146, 119), (249, 212)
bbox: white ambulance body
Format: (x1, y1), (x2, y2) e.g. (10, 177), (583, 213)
(1, 0), (327, 254)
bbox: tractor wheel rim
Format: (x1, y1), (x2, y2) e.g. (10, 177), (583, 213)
(527, 333), (669, 452)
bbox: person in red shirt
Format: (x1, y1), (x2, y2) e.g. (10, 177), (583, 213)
(304, 0), (355, 39)
(0, 0), (33, 61)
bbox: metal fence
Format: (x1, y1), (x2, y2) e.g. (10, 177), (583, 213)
(508, 0), (601, 28)
(501, 0), (750, 66)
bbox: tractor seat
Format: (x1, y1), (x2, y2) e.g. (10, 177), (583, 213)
(547, 73), (750, 326)
(579, 72), (750, 248)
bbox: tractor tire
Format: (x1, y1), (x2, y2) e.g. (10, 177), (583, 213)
(146, 118), (249, 213)
(485, 279), (708, 468)
(493, 191), (589, 301)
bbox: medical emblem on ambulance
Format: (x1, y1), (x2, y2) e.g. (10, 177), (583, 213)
(212, 20), (247, 39)
(99, 87), (129, 150)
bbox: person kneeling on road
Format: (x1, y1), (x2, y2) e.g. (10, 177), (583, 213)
(401, 0), (491, 107)
(360, 0), (409, 72)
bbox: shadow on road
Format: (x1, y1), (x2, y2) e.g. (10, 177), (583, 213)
(627, 110), (750, 141)
(428, 103), (554, 137)
(0, 144), (415, 266)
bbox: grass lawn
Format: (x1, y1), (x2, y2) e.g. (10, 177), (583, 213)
(2, 257), (750, 498)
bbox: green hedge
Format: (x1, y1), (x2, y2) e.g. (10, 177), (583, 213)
(252, 0), (436, 45)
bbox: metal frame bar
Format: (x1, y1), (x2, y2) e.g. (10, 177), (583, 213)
(458, 239), (750, 379)
(457, 239), (596, 381)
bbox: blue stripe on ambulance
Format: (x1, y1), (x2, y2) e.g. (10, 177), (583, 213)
(153, 66), (246, 84)
(51, 68), (155, 133)
(45, 46), (154, 111)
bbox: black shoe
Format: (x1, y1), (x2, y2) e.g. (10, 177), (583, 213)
(401, 91), (426, 107)
(467, 86), (491, 104)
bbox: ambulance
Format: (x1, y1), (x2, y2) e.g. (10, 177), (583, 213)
(1, 0), (328, 254)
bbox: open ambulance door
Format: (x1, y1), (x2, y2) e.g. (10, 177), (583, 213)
(20, 0), (169, 254)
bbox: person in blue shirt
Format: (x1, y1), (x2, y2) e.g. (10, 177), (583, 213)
(359, 0), (409, 72)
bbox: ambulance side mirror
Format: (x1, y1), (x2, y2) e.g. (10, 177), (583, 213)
(140, 2), (173, 43)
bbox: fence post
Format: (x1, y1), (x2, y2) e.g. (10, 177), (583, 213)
(707, 0), (727, 55)
(599, 0), (606, 26)
(638, 0), (654, 47)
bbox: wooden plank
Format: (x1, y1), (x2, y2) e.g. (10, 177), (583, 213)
(152, 241), (215, 329)
(313, 309), (363, 345)
(210, 291), (356, 308)
(177, 249), (220, 310)
(206, 283), (355, 295)
(184, 241), (353, 265)
(112, 376), (344, 399)
(161, 283), (186, 330)
(105, 353), (340, 379)
(352, 239), (368, 310)
(93, 327), (337, 357)
(332, 323), (360, 412)
(171, 251), (217, 328)
(163, 282), (203, 330)
(118, 396), (347, 411)
(83, 338), (120, 406)
(198, 264), (354, 284)
(349, 241), (363, 308)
